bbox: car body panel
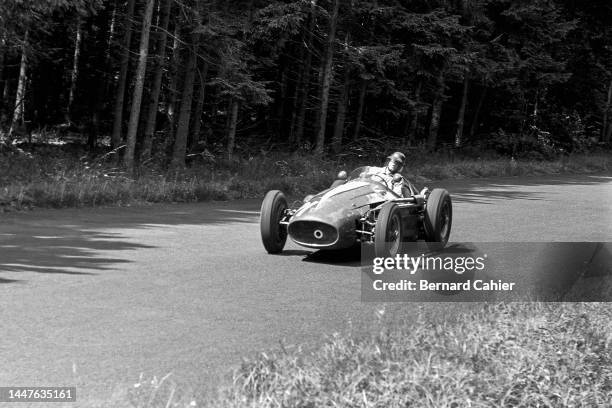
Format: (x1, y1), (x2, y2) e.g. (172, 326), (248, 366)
(287, 169), (423, 250)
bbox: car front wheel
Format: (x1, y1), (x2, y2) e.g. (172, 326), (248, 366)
(260, 190), (288, 254)
(374, 202), (403, 258)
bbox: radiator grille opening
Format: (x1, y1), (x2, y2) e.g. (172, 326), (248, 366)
(289, 221), (338, 246)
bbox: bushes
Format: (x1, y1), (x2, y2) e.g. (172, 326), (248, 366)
(0, 143), (611, 211)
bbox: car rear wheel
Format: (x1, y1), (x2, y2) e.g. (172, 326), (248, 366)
(260, 190), (288, 254)
(375, 202), (403, 258)
(424, 188), (452, 250)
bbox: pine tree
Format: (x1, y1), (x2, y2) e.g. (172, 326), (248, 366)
(124, 0), (156, 172)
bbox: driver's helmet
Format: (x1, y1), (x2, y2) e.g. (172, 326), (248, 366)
(386, 151), (406, 173)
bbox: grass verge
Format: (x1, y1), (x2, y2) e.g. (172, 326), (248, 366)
(1, 148), (611, 211)
(125, 302), (611, 407)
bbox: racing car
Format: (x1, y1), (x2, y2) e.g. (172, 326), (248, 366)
(259, 166), (452, 258)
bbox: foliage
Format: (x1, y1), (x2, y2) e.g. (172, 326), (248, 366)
(0, 0), (611, 159)
(1, 143), (610, 211)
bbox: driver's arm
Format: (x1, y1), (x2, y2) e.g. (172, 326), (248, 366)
(366, 166), (384, 175)
(391, 176), (406, 197)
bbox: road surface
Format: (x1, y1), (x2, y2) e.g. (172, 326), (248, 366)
(0, 174), (611, 405)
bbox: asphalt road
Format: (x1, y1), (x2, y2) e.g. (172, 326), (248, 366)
(0, 174), (611, 405)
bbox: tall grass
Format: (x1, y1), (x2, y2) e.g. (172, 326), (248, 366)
(218, 302), (611, 408)
(1, 146), (611, 211)
(125, 302), (611, 407)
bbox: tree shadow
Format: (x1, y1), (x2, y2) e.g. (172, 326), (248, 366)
(450, 190), (546, 204)
(0, 233), (143, 275)
(0, 277), (22, 284)
(432, 174), (612, 204)
(0, 201), (261, 283)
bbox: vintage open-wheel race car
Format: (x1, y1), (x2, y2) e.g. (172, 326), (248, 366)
(259, 166), (452, 258)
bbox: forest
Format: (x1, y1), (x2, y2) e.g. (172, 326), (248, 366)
(0, 0), (611, 173)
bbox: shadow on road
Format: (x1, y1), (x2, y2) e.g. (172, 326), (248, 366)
(277, 249), (312, 257)
(0, 277), (22, 284)
(272, 247), (363, 267)
(0, 230), (152, 280)
(0, 201), (260, 283)
(303, 246), (363, 267)
(434, 174), (611, 204)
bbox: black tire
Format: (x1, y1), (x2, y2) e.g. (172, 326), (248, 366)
(260, 190), (288, 254)
(374, 202), (403, 258)
(424, 188), (452, 250)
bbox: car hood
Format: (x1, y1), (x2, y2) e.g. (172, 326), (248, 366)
(291, 180), (395, 224)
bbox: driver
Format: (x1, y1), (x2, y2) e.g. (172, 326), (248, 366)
(367, 152), (407, 196)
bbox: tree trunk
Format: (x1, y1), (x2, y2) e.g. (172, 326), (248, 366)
(165, 24), (181, 144)
(428, 71), (445, 150)
(89, 0), (118, 150)
(111, 0), (136, 150)
(469, 85), (487, 139)
(103, 0), (118, 100)
(602, 78), (612, 142)
(1, 30), (9, 114)
(189, 63), (209, 150)
(314, 0), (340, 155)
(0, 33), (6, 113)
(66, 18), (83, 124)
(2, 77), (10, 126)
(454, 72), (469, 147)
(2, 76), (9, 102)
(2, 80), (9, 105)
(227, 99), (239, 161)
(246, 0), (255, 30)
(124, 0), (155, 172)
(108, 0), (118, 48)
(141, 0), (172, 161)
(291, 3), (315, 147)
(170, 39), (197, 169)
(9, 30), (28, 139)
(331, 64), (350, 153)
(331, 29), (352, 153)
(289, 9), (312, 146)
(352, 78), (367, 141)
